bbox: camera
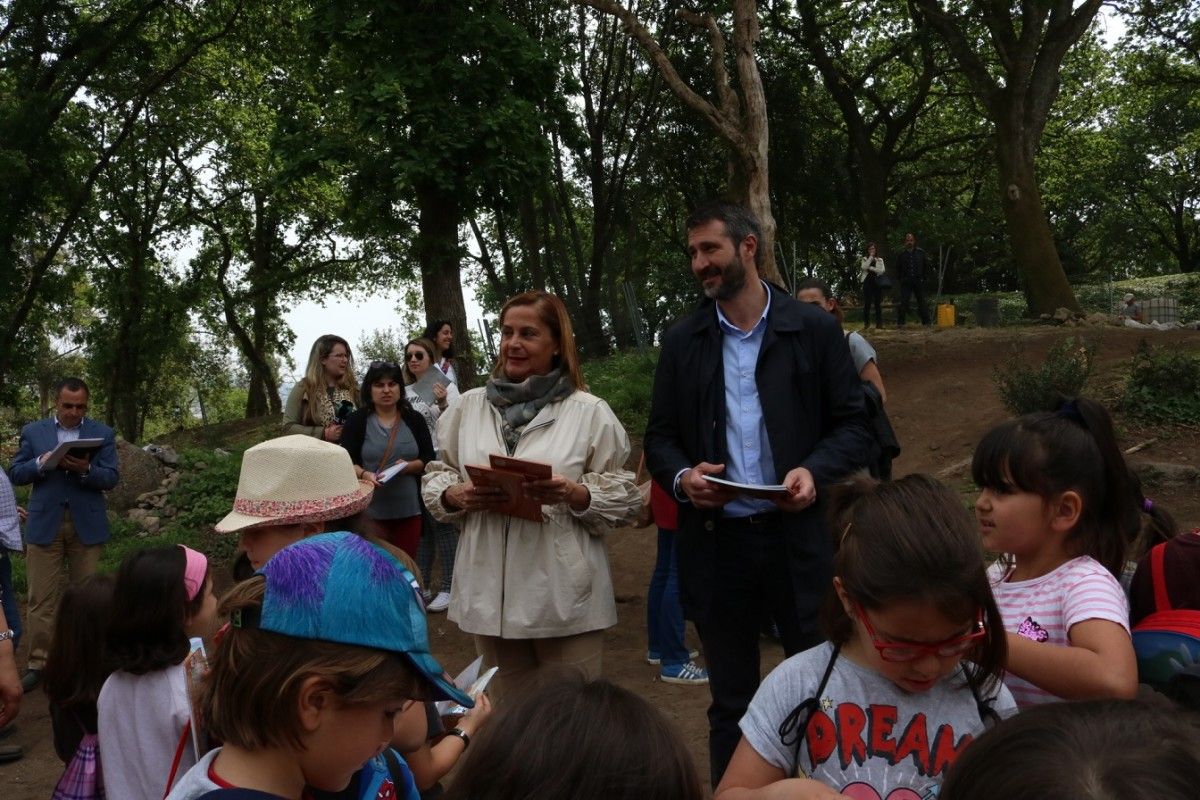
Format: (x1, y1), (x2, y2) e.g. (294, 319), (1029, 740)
(333, 399), (355, 425)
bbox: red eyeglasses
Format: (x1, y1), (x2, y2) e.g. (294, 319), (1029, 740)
(851, 599), (986, 662)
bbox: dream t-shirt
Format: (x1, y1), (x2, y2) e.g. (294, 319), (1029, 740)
(989, 555), (1130, 708)
(740, 642), (1015, 799)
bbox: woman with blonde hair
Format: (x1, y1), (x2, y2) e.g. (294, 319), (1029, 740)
(423, 291), (641, 698)
(283, 334), (359, 442)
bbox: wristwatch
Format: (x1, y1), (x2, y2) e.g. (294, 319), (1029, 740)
(0, 629), (14, 643)
(446, 726), (470, 749)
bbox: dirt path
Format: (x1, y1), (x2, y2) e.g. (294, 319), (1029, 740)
(5, 325), (1198, 797)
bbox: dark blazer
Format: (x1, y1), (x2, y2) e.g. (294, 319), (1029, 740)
(643, 285), (872, 624)
(8, 417), (119, 546)
(341, 405), (435, 471)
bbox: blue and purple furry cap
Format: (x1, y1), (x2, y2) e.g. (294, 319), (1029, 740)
(257, 531), (473, 708)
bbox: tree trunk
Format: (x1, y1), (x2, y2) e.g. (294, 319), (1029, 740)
(415, 179), (477, 388)
(995, 120), (1079, 314)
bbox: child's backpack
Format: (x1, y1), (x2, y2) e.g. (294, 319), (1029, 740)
(51, 732), (105, 800)
(1131, 541), (1200, 702)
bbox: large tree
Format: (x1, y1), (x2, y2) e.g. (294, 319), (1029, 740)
(910, 0), (1103, 313)
(574, 0), (783, 283)
(0, 0), (244, 395)
(318, 0), (565, 388)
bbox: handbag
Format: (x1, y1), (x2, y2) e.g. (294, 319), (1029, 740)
(634, 452), (654, 529)
(876, 273), (893, 290)
(52, 732), (105, 800)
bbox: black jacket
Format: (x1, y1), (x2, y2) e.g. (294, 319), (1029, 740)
(643, 285), (872, 624)
(897, 247), (927, 284)
(341, 404), (435, 471)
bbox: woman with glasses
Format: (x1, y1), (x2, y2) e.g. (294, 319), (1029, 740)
(403, 337), (460, 613)
(284, 334), (359, 442)
(422, 291), (640, 699)
(341, 360), (434, 557)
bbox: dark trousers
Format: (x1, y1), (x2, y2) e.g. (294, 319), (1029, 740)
(862, 278), (884, 328)
(693, 515), (826, 787)
(647, 527), (688, 668)
(898, 280), (930, 325)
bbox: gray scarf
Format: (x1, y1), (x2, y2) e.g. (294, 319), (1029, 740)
(486, 367), (575, 452)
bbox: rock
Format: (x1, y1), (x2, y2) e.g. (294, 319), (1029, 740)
(142, 516), (160, 534)
(1052, 307), (1072, 324)
(213, 448), (231, 457)
(108, 441), (169, 514)
(127, 508), (147, 522)
(193, 461), (208, 471)
(135, 491), (157, 505)
(162, 505), (176, 518)
(143, 443), (180, 466)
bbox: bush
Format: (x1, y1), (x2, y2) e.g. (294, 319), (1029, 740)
(582, 349), (659, 442)
(993, 337), (1096, 415)
(1121, 341), (1200, 425)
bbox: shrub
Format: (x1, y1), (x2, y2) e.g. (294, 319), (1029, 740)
(993, 337), (1096, 415)
(582, 349), (659, 442)
(1121, 340), (1200, 425)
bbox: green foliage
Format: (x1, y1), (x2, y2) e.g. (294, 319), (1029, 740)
(993, 337), (1097, 415)
(10, 445), (243, 594)
(582, 349), (659, 441)
(1121, 341), (1200, 425)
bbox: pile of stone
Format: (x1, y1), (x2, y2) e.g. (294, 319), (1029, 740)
(1039, 308), (1120, 327)
(125, 445), (182, 536)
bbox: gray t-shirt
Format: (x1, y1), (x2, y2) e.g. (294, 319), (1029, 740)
(362, 414), (421, 519)
(740, 642), (1016, 797)
(846, 331), (877, 376)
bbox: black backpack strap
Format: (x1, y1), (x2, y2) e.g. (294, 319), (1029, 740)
(778, 644), (841, 776)
(963, 667), (1001, 727)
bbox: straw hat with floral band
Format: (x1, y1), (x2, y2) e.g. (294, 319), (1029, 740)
(215, 435), (374, 533)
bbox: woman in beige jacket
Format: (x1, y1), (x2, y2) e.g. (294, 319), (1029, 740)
(422, 291), (640, 698)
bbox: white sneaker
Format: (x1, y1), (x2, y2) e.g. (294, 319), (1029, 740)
(428, 591), (451, 613)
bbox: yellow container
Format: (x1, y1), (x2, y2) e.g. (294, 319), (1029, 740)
(936, 303), (956, 327)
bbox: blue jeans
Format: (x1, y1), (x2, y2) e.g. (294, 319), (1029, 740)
(0, 551), (20, 648)
(646, 527), (688, 669)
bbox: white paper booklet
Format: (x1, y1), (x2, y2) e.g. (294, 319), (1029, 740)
(434, 655), (499, 716)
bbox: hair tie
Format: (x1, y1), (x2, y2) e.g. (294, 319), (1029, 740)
(1055, 399), (1083, 423)
(1143, 498), (1154, 512)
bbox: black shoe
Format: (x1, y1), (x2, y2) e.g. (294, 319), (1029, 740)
(0, 743), (22, 764)
(19, 669), (40, 692)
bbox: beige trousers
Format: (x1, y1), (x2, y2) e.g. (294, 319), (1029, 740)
(25, 516), (102, 669)
(474, 630), (604, 703)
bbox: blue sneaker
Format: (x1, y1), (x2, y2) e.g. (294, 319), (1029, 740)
(660, 661), (709, 685)
(646, 648), (699, 666)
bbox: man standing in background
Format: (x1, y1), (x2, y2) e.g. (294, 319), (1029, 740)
(8, 378), (118, 691)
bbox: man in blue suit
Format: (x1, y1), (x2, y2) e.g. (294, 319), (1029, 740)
(8, 377), (118, 691)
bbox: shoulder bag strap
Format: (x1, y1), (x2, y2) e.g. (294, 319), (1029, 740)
(779, 645), (841, 777)
(163, 720), (193, 799)
(375, 416), (403, 475)
(1150, 542), (1172, 613)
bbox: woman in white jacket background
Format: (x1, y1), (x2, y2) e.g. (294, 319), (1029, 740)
(860, 241), (886, 329)
(422, 291), (640, 700)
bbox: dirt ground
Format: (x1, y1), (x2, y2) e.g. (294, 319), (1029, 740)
(4, 325), (1198, 797)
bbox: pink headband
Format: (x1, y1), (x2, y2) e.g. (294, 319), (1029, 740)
(179, 545), (208, 601)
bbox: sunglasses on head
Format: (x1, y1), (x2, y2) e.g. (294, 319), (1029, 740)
(369, 360), (399, 370)
(405, 352), (426, 361)
(852, 598), (986, 663)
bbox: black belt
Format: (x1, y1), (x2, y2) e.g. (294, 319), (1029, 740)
(722, 511), (782, 526)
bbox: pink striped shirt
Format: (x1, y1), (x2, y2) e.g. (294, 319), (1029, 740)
(989, 556), (1130, 708)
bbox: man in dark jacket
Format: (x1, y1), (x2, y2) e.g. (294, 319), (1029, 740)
(896, 232), (931, 326)
(644, 202), (871, 786)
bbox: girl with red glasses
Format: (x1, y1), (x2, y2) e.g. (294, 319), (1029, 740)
(715, 475), (1014, 800)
